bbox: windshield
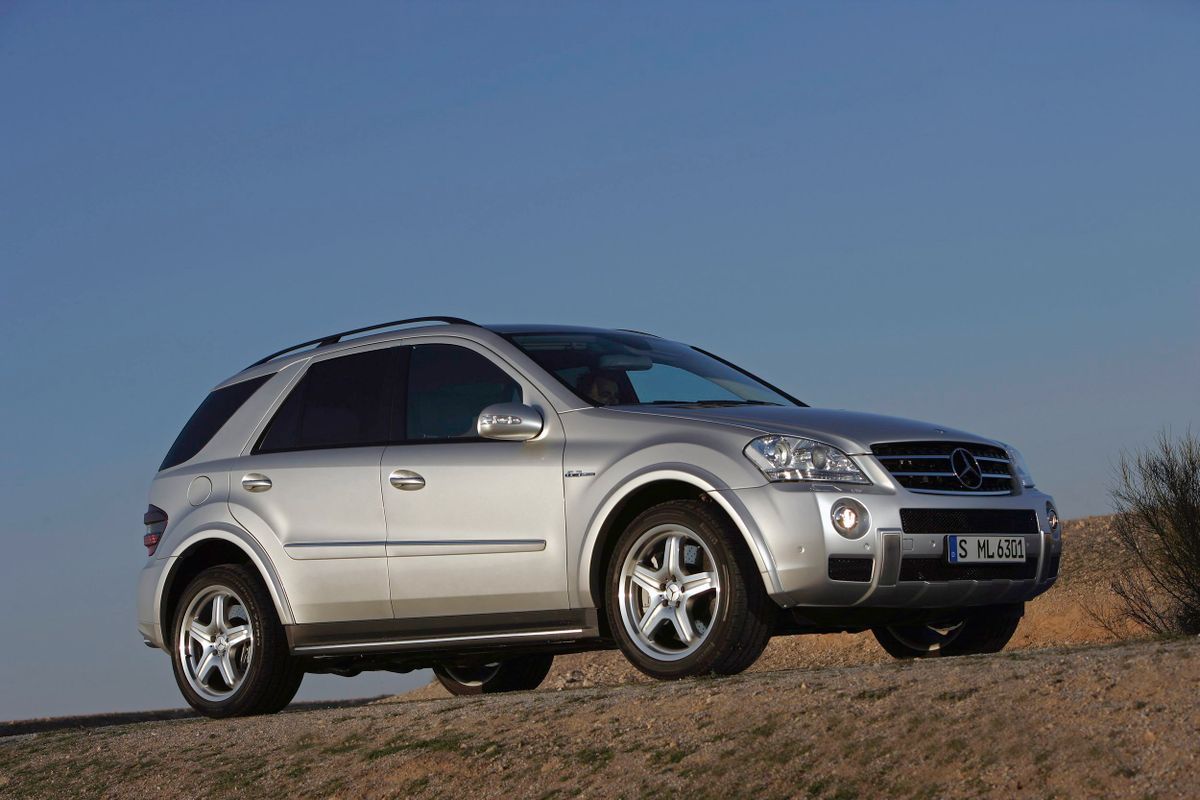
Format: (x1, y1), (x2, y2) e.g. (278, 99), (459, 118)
(506, 331), (801, 408)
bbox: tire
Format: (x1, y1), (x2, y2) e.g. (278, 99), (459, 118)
(872, 603), (1024, 659)
(170, 564), (304, 718)
(432, 653), (554, 696)
(605, 499), (776, 680)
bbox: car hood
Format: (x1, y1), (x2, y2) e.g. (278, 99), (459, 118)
(610, 405), (1001, 454)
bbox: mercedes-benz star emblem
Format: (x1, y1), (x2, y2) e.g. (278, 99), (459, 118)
(950, 447), (983, 489)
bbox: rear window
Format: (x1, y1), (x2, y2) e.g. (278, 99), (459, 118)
(256, 348), (398, 453)
(160, 375), (272, 471)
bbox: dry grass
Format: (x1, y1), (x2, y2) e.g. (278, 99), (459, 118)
(4, 516), (1191, 800)
(3, 637), (1196, 799)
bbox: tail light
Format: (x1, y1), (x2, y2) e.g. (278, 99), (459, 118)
(144, 505), (167, 556)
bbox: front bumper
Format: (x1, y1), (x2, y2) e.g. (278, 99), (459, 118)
(721, 481), (1061, 610)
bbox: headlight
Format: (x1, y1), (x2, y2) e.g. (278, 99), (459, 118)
(744, 436), (870, 484)
(1002, 444), (1036, 488)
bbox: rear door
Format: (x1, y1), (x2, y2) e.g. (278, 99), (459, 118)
(382, 340), (569, 619)
(229, 345), (400, 624)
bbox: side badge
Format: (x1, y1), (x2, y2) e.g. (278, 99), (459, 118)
(564, 470), (596, 478)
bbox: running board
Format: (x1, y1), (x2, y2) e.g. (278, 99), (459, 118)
(287, 608), (599, 656)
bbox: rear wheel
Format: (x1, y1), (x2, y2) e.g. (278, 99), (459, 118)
(872, 603), (1024, 659)
(170, 564), (304, 717)
(606, 499), (775, 679)
(432, 653), (554, 695)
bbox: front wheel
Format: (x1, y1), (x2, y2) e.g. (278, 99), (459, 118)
(432, 653), (554, 695)
(606, 499), (775, 680)
(872, 603), (1024, 659)
(170, 564), (304, 717)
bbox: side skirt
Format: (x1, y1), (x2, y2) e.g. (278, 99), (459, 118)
(286, 608), (601, 656)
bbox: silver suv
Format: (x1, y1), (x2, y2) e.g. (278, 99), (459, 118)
(139, 317), (1061, 717)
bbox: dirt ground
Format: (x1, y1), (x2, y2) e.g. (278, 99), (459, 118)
(6, 515), (1196, 800)
(407, 515), (1123, 699)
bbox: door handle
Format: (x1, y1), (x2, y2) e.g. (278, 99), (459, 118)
(241, 473), (272, 493)
(388, 469), (426, 491)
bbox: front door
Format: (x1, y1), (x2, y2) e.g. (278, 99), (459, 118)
(382, 341), (568, 619)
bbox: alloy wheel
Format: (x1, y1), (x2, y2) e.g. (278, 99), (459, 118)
(886, 620), (967, 653)
(617, 524), (721, 661)
(440, 663), (502, 688)
(177, 585), (255, 702)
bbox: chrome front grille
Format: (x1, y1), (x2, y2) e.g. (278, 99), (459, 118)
(872, 441), (1016, 495)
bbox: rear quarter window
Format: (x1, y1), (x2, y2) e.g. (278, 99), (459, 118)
(160, 375), (272, 470)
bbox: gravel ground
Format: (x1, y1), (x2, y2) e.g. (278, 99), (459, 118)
(7, 515), (1187, 800)
(408, 514), (1123, 699)
(2, 637), (1197, 799)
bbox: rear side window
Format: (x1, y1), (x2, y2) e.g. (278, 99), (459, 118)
(256, 348), (398, 453)
(160, 374), (272, 470)
(406, 344), (521, 440)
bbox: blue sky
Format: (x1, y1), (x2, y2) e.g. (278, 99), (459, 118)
(1, 3), (1197, 719)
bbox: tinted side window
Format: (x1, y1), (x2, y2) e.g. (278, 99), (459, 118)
(161, 375), (272, 470)
(406, 345), (521, 440)
(257, 348), (397, 452)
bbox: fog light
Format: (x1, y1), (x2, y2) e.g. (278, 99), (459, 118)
(1046, 502), (1060, 538)
(833, 505), (858, 530)
(831, 498), (870, 539)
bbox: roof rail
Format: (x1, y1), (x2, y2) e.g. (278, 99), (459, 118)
(249, 316), (478, 368)
(617, 328), (662, 338)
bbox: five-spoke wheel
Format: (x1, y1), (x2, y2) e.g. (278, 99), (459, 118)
(618, 524), (721, 661)
(606, 499), (774, 679)
(178, 586), (255, 701)
(433, 654), (554, 695)
(170, 564), (304, 717)
(873, 604), (1024, 659)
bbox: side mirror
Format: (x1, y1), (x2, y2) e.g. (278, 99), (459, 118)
(477, 402), (543, 442)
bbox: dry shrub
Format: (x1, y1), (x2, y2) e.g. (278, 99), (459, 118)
(1105, 432), (1200, 635)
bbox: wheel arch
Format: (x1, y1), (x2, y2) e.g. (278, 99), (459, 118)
(581, 468), (781, 633)
(159, 526), (295, 641)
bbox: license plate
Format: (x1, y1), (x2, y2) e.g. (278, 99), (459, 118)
(947, 535), (1026, 564)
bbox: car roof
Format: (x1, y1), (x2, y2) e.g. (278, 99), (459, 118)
(485, 324), (660, 338)
(217, 320), (664, 390)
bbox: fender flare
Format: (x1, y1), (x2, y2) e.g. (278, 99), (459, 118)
(577, 465), (783, 606)
(158, 523), (295, 632)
